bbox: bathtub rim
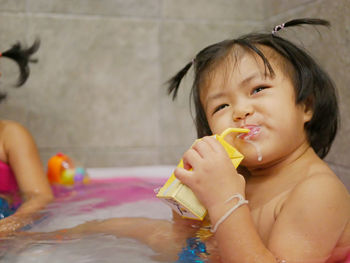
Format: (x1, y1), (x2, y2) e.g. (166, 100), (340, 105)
(86, 165), (175, 179)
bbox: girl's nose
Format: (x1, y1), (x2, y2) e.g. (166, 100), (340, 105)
(233, 104), (254, 122)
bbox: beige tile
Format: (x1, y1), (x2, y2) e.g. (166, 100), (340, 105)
(327, 115), (350, 166)
(0, 0), (26, 12)
(162, 0), (265, 21)
(23, 16), (160, 149)
(265, 0), (317, 17)
(27, 0), (160, 18)
(328, 163), (350, 191)
(158, 93), (197, 147)
(40, 147), (159, 168)
(0, 98), (30, 124)
(158, 145), (189, 165)
(84, 147), (159, 167)
(0, 13), (29, 58)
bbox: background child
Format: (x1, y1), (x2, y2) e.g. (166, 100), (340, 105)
(15, 19), (349, 263)
(0, 40), (53, 233)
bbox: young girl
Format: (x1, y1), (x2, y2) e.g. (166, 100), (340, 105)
(20, 19), (349, 263)
(0, 40), (54, 233)
(166, 18), (350, 262)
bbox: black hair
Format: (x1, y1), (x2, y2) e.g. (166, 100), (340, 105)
(167, 18), (339, 159)
(0, 38), (40, 101)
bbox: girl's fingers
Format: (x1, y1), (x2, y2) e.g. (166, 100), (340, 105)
(174, 167), (193, 187)
(191, 139), (209, 158)
(182, 148), (201, 170)
(201, 136), (227, 154)
(192, 136), (218, 157)
(183, 161), (191, 171)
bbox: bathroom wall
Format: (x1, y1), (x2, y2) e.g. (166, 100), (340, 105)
(0, 0), (348, 187)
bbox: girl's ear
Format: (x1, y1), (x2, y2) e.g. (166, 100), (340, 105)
(303, 96), (314, 123)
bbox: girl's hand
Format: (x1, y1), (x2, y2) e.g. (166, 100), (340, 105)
(173, 136), (246, 212)
(0, 214), (30, 235)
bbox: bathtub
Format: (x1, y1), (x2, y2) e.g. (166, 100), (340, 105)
(2, 166), (348, 263)
(0, 166), (176, 263)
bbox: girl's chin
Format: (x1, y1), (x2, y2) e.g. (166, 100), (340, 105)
(241, 159), (264, 168)
(240, 151), (268, 167)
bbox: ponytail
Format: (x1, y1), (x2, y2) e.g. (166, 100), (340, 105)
(167, 60), (193, 100)
(1, 38), (40, 87)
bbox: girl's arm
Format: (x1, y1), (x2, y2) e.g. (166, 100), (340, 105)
(0, 121), (53, 232)
(174, 136), (350, 263)
(207, 175), (349, 263)
(267, 174), (350, 262)
(61, 217), (187, 260)
(174, 136), (277, 262)
(14, 216), (195, 262)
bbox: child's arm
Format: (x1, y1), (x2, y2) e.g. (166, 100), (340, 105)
(208, 174), (349, 263)
(16, 216), (194, 262)
(174, 136), (276, 262)
(267, 174), (350, 262)
(174, 136), (350, 262)
(0, 121), (53, 232)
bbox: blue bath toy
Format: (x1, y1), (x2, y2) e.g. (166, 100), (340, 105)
(177, 237), (208, 263)
(0, 197), (14, 219)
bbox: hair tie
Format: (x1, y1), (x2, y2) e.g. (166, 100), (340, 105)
(272, 23), (285, 35)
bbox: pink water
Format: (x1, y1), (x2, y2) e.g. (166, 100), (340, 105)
(0, 176), (173, 263)
(51, 177), (166, 213)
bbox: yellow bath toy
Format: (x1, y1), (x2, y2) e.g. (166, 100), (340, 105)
(156, 127), (249, 221)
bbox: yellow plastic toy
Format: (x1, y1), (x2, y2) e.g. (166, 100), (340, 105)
(156, 128), (249, 221)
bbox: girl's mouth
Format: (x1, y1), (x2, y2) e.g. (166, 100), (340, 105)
(237, 125), (261, 140)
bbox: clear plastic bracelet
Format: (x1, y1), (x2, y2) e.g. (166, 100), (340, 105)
(210, 193), (248, 233)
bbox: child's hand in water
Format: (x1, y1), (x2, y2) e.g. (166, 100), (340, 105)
(0, 213), (35, 235)
(174, 136), (246, 212)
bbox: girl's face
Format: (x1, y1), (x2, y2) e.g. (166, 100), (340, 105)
(200, 50), (313, 169)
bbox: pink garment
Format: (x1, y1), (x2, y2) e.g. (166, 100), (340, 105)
(0, 160), (18, 193)
(345, 252), (350, 263)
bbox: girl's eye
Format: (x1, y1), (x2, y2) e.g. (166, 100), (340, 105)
(213, 104), (229, 114)
(251, 86), (268, 95)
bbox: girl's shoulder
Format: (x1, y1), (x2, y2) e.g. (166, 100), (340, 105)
(0, 120), (26, 133)
(294, 152), (348, 199)
(0, 120), (30, 138)
(0, 120), (33, 162)
(285, 168), (350, 222)
(293, 161), (348, 199)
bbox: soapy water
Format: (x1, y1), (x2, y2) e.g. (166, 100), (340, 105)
(0, 176), (174, 263)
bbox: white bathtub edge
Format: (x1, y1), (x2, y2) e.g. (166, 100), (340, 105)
(86, 165), (176, 179)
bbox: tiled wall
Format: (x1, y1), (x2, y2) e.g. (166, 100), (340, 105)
(0, 0), (348, 188)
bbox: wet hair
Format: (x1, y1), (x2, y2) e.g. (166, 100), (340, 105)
(167, 18), (339, 159)
(0, 38), (40, 101)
